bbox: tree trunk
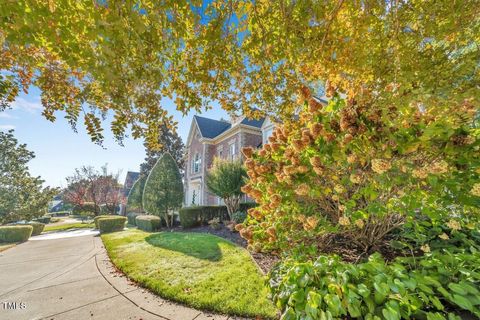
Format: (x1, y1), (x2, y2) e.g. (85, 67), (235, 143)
(224, 196), (240, 221)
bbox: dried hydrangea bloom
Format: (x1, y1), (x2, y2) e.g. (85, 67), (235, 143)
(350, 174), (362, 184)
(371, 159), (391, 174)
(429, 160), (449, 174)
(412, 168), (428, 179)
(295, 183), (310, 196)
(420, 244), (431, 253)
(241, 146), (254, 158)
(446, 219), (461, 231)
(439, 233), (449, 240)
(355, 219), (365, 229)
(338, 216), (350, 226)
(470, 183), (480, 197)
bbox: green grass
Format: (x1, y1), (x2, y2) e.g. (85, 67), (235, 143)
(102, 229), (278, 319)
(43, 222), (94, 232)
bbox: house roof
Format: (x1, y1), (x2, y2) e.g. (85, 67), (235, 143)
(240, 117), (264, 128)
(193, 114), (265, 140)
(194, 115), (232, 138)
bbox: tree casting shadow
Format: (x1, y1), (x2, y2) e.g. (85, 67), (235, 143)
(145, 232), (223, 262)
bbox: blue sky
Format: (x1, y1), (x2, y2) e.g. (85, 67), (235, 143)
(0, 87), (228, 188)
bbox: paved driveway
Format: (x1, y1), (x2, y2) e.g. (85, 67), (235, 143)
(0, 232), (234, 320)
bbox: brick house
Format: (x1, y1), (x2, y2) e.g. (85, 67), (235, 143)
(184, 114), (272, 206)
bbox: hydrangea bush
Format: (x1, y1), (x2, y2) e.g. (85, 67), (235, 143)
(238, 88), (479, 255)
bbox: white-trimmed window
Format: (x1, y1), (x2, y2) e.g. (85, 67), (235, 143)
(229, 143), (236, 160)
(192, 153), (201, 173)
(217, 145), (224, 158)
(263, 127), (274, 144)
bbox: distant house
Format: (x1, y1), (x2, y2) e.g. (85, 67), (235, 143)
(184, 114), (269, 206)
(123, 171), (140, 197)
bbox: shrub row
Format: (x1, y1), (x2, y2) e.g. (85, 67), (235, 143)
(27, 222), (45, 236)
(0, 225), (33, 242)
(94, 215), (114, 229)
(97, 216), (126, 234)
(127, 212), (140, 226)
(136, 215), (162, 232)
(179, 203), (256, 228)
(270, 250), (480, 320)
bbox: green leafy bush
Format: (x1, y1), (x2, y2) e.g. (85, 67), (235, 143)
(0, 225), (33, 242)
(97, 216), (126, 234)
(135, 215), (162, 232)
(127, 212), (140, 226)
(179, 203), (256, 228)
(94, 215), (114, 229)
(206, 159), (247, 219)
(232, 211), (248, 224)
(34, 216), (51, 224)
(27, 222), (45, 236)
(270, 248), (480, 320)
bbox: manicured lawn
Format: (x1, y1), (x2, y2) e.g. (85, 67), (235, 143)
(0, 242), (17, 252)
(43, 222), (94, 232)
(102, 229), (277, 319)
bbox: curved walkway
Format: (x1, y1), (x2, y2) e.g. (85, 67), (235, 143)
(0, 232), (244, 320)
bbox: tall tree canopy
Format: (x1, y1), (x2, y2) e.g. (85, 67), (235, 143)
(0, 130), (57, 223)
(2, 1), (477, 149)
(140, 123), (185, 176)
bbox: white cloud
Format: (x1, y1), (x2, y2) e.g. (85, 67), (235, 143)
(11, 97), (43, 113)
(0, 124), (16, 131)
(0, 112), (16, 119)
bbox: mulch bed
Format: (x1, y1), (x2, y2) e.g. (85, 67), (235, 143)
(175, 224), (279, 274)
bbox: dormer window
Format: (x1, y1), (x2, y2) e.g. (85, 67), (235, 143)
(192, 153), (201, 173)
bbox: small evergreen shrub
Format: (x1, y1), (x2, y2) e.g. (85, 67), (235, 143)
(231, 211), (247, 224)
(27, 222), (45, 236)
(0, 225), (33, 242)
(135, 215), (162, 232)
(127, 212), (140, 226)
(94, 215), (114, 229)
(97, 216), (126, 234)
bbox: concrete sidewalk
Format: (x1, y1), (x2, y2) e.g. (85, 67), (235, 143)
(0, 233), (240, 320)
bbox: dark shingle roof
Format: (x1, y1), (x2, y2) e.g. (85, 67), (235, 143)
(241, 117), (264, 128)
(194, 115), (231, 138)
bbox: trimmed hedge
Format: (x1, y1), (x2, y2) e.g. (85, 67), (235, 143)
(97, 216), (126, 234)
(179, 203), (257, 228)
(35, 216), (51, 224)
(94, 215), (114, 229)
(136, 215), (162, 232)
(0, 225), (33, 242)
(27, 222), (45, 236)
(127, 212), (140, 226)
